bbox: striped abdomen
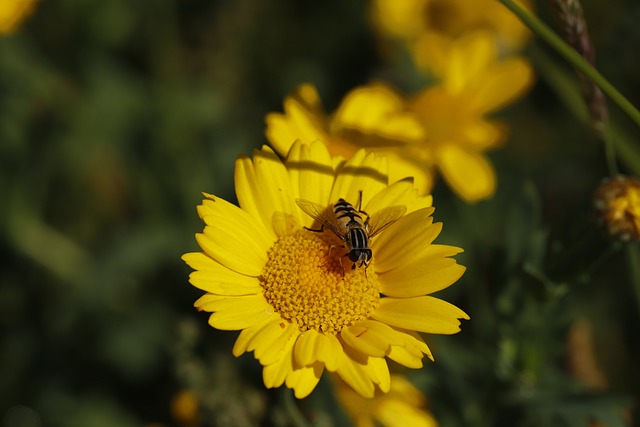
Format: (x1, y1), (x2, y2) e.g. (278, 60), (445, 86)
(333, 198), (366, 231)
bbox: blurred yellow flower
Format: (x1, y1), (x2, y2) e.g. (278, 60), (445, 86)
(265, 83), (433, 194)
(334, 374), (438, 427)
(370, 0), (532, 76)
(0, 0), (37, 34)
(170, 390), (201, 427)
(183, 141), (468, 399)
(267, 33), (533, 202)
(593, 176), (640, 241)
(408, 31), (534, 201)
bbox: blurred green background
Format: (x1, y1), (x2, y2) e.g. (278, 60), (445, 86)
(2, 0), (640, 426)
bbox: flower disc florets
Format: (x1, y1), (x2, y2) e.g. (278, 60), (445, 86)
(261, 230), (380, 335)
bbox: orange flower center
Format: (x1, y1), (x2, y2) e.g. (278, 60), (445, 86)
(260, 230), (380, 335)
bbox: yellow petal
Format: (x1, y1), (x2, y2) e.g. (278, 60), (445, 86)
(285, 363), (324, 399)
(371, 208), (439, 273)
(463, 119), (506, 150)
(182, 251), (227, 272)
(253, 320), (301, 365)
(388, 330), (433, 368)
(187, 270), (262, 296)
(264, 114), (298, 156)
(370, 0), (427, 40)
(413, 31), (451, 77)
(0, 0), (37, 34)
(332, 83), (426, 142)
(468, 57), (534, 113)
(284, 90), (329, 140)
(196, 293), (265, 311)
(183, 253), (262, 295)
(436, 143), (496, 202)
(341, 320), (405, 357)
(264, 84), (330, 157)
(193, 293), (225, 308)
(196, 194), (274, 253)
(196, 224), (267, 276)
(372, 296), (469, 334)
(387, 346), (424, 369)
(235, 149), (301, 237)
(293, 329), (321, 367)
(330, 150), (389, 208)
(317, 333), (342, 372)
(378, 248), (466, 297)
(336, 356), (376, 398)
(286, 140), (335, 222)
(377, 400), (438, 427)
(263, 346), (295, 389)
(367, 356), (391, 393)
(292, 329), (343, 372)
(444, 31), (497, 94)
(295, 83), (324, 112)
(234, 156), (274, 239)
(336, 344), (392, 397)
(206, 296), (275, 331)
(364, 179), (416, 214)
(232, 317), (273, 356)
(252, 149), (302, 235)
(247, 318), (286, 352)
(386, 151), (435, 198)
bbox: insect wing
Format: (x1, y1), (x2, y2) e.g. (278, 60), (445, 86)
(367, 205), (407, 238)
(295, 198), (343, 236)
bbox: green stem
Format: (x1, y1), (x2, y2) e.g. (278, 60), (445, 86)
(603, 120), (619, 176)
(498, 0), (640, 130)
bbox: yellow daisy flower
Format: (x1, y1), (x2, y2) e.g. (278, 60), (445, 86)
(0, 0), (38, 35)
(370, 0), (532, 76)
(183, 141), (468, 399)
(267, 33), (533, 202)
(334, 374), (438, 427)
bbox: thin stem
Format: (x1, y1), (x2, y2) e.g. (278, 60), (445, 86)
(498, 0), (640, 131)
(603, 120), (620, 176)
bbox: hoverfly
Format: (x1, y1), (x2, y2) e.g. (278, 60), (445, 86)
(295, 191), (406, 271)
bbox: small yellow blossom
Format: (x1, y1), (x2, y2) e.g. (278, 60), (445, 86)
(370, 0), (532, 76)
(170, 390), (201, 427)
(183, 141), (468, 399)
(0, 0), (37, 35)
(334, 374), (438, 427)
(593, 176), (640, 241)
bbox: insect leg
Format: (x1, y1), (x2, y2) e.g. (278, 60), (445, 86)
(304, 224), (325, 233)
(339, 254), (348, 276)
(355, 190), (370, 222)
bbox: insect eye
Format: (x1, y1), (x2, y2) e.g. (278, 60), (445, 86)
(348, 250), (361, 262)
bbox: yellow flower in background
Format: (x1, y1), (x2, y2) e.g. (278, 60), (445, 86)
(370, 0), (532, 76)
(265, 83), (433, 194)
(409, 31), (534, 202)
(183, 141), (468, 399)
(267, 33), (533, 202)
(334, 374), (438, 427)
(0, 0), (37, 34)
